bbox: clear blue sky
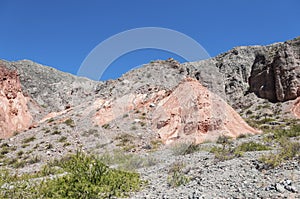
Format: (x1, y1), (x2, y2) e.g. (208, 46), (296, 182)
(1, 0), (299, 80)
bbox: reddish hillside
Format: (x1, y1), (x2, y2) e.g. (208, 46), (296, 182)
(0, 65), (32, 138)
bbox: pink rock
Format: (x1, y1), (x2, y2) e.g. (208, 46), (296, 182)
(152, 78), (261, 144)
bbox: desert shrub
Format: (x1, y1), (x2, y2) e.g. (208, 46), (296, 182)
(0, 151), (143, 198)
(167, 161), (189, 187)
(102, 123), (110, 129)
(0, 148), (9, 155)
(115, 133), (136, 151)
(237, 134), (247, 139)
(273, 124), (300, 139)
(150, 139), (163, 150)
(51, 130), (61, 135)
(58, 136), (67, 143)
(210, 146), (238, 161)
(245, 110), (253, 115)
(47, 118), (55, 123)
(235, 141), (271, 152)
(100, 150), (157, 171)
(16, 151), (24, 157)
(216, 135), (232, 145)
(45, 143), (53, 149)
(22, 136), (36, 144)
(64, 118), (75, 127)
(63, 142), (71, 147)
(171, 142), (200, 156)
(259, 139), (300, 168)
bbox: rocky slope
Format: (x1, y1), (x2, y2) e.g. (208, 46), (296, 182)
(151, 78), (259, 144)
(0, 36), (299, 198)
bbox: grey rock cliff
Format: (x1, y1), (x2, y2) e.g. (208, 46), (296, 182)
(249, 37), (300, 102)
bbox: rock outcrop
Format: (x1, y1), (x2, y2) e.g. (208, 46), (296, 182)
(0, 65), (33, 138)
(152, 78), (260, 144)
(249, 37), (300, 102)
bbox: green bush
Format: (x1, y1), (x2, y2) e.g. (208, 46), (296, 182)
(64, 119), (75, 128)
(273, 124), (300, 139)
(100, 150), (157, 171)
(171, 142), (200, 156)
(260, 139), (300, 168)
(167, 161), (189, 187)
(210, 146), (238, 161)
(0, 151), (143, 198)
(235, 142), (271, 152)
(210, 141), (271, 161)
(22, 136), (36, 144)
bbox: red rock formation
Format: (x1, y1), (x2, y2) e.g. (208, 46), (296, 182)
(0, 65), (32, 138)
(94, 90), (167, 126)
(152, 78), (260, 144)
(93, 77), (260, 144)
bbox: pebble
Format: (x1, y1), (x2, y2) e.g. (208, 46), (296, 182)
(275, 183), (285, 193)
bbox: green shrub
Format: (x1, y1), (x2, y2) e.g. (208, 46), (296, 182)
(64, 119), (75, 127)
(51, 130), (61, 135)
(273, 124), (300, 139)
(210, 146), (238, 161)
(102, 123), (110, 129)
(171, 142), (200, 156)
(259, 139), (300, 168)
(167, 161), (189, 187)
(235, 142), (271, 152)
(22, 136), (36, 144)
(47, 118), (55, 123)
(58, 136), (67, 143)
(100, 150), (157, 171)
(0, 151), (143, 198)
(216, 135), (232, 145)
(17, 151), (24, 157)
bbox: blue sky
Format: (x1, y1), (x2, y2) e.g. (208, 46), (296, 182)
(0, 0), (299, 80)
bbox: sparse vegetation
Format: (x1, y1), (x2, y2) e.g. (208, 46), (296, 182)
(216, 135), (232, 145)
(82, 129), (99, 137)
(51, 130), (61, 135)
(171, 142), (200, 156)
(17, 151), (24, 157)
(102, 123), (110, 129)
(45, 143), (53, 149)
(22, 136), (36, 144)
(100, 150), (157, 171)
(115, 133), (136, 151)
(63, 142), (71, 147)
(150, 139), (163, 150)
(167, 161), (189, 187)
(0, 151), (143, 198)
(259, 138), (300, 168)
(211, 140), (271, 161)
(47, 118), (55, 123)
(235, 141), (271, 152)
(64, 118), (75, 127)
(58, 136), (67, 143)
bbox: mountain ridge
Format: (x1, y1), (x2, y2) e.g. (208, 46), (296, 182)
(0, 36), (299, 198)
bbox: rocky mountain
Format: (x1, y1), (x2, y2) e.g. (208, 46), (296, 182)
(0, 36), (299, 198)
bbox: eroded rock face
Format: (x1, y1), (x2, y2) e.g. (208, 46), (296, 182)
(249, 37), (300, 102)
(0, 65), (33, 138)
(93, 90), (167, 126)
(152, 78), (260, 144)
